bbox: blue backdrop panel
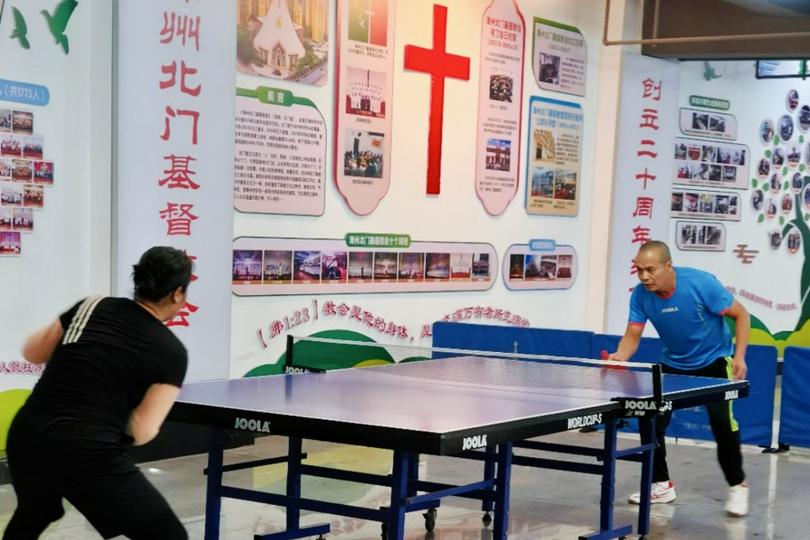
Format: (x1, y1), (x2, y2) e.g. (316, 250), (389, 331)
(732, 345), (776, 445)
(780, 347), (810, 448)
(667, 344), (776, 446)
(431, 322), (594, 359)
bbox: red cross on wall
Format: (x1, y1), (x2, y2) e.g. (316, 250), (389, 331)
(403, 4), (470, 195)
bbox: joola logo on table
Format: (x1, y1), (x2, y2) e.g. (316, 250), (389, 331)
(623, 400), (673, 415)
(725, 390), (739, 400)
(234, 417), (272, 433)
(284, 366), (311, 374)
(461, 434), (488, 450)
(567, 413), (602, 429)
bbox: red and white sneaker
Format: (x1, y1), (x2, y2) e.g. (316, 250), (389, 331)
(628, 480), (677, 504)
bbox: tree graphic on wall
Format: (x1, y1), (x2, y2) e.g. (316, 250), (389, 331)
(750, 93), (810, 332)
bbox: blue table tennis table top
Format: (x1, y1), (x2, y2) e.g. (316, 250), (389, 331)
(170, 355), (748, 455)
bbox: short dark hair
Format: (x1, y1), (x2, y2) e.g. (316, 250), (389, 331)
(132, 246), (193, 302)
(638, 240), (671, 263)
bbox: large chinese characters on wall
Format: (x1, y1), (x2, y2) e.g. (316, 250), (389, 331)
(116, 0), (235, 382)
(605, 53), (679, 335)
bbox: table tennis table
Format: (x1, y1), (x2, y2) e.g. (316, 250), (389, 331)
(169, 354), (749, 540)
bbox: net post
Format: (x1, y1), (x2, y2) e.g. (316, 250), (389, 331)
(285, 334), (294, 369)
(652, 363), (663, 406)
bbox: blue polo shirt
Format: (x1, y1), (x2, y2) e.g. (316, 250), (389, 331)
(629, 267), (734, 370)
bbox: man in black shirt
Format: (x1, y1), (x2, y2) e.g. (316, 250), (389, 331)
(4, 246), (192, 540)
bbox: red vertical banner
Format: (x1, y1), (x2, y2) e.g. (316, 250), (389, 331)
(474, 0), (525, 215)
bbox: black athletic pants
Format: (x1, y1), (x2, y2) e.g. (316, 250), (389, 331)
(652, 356), (746, 487)
(3, 406), (187, 540)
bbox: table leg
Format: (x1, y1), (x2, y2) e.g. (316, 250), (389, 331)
(204, 428), (226, 540)
(388, 450), (412, 539)
(599, 420), (618, 532)
(492, 442), (513, 540)
(637, 416), (656, 537)
(286, 437), (303, 531)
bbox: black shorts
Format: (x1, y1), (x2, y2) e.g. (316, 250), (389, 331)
(6, 406), (186, 540)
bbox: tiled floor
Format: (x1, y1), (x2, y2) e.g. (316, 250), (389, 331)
(0, 430), (806, 539)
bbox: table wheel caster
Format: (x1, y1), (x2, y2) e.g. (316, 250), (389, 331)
(423, 507), (437, 531)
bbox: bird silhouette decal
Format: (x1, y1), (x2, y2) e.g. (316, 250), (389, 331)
(10, 6), (29, 49)
(703, 61), (722, 81)
(41, 0), (78, 54)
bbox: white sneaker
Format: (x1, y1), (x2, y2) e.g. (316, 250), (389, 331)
(628, 480), (677, 505)
(725, 482), (749, 517)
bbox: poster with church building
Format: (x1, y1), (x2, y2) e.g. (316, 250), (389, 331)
(236, 0), (330, 86)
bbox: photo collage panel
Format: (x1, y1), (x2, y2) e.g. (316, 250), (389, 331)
(233, 249), (492, 286)
(679, 108), (737, 140)
(673, 137), (748, 190)
(671, 189), (741, 222)
(675, 221), (726, 252)
(0, 109), (53, 255)
(502, 244), (577, 291)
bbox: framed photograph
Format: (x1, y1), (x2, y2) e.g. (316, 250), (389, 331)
(675, 221), (726, 252)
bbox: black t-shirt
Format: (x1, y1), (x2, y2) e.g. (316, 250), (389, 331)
(26, 296), (187, 443)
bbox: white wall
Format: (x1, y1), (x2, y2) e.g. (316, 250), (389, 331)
(675, 60), (810, 337)
(0, 0), (112, 445)
(0, 0), (112, 365)
(231, 0), (625, 376)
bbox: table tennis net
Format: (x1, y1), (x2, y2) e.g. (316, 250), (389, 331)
(286, 335), (660, 399)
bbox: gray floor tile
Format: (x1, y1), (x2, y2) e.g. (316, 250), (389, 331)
(0, 431), (806, 539)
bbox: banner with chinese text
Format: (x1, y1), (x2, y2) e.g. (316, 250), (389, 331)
(234, 86), (326, 215)
(335, 0), (396, 215)
(532, 18), (586, 97)
(605, 52), (678, 335)
(525, 96), (582, 216)
(115, 0), (235, 382)
(474, 0), (525, 215)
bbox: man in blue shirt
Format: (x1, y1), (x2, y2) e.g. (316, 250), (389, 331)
(609, 240), (750, 517)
